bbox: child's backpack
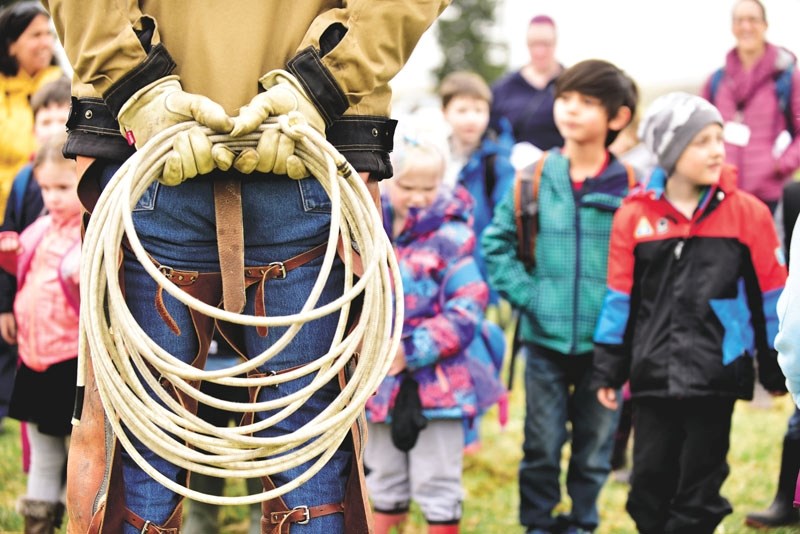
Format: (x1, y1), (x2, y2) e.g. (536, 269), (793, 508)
(10, 164), (33, 218)
(708, 63), (795, 137)
(513, 153), (636, 267)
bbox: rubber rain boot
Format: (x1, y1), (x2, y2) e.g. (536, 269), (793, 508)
(745, 436), (800, 528)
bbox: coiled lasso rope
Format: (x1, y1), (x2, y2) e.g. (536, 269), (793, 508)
(77, 114), (403, 505)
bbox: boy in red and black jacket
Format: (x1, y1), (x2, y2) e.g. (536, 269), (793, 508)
(590, 92), (787, 534)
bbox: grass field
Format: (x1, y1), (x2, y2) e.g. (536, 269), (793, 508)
(1, 378), (800, 533)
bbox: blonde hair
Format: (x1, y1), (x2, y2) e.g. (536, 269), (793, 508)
(390, 130), (448, 180)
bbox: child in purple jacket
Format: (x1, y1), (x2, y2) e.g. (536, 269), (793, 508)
(364, 132), (505, 534)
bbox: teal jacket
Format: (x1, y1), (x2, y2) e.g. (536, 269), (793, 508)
(482, 149), (635, 355)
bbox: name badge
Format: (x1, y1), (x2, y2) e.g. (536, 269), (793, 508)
(723, 121), (751, 147)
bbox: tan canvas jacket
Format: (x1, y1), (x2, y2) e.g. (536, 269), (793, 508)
(43, 0), (450, 176)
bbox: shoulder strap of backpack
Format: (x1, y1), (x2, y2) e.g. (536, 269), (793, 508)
(709, 67), (725, 104)
(514, 152), (548, 267)
(11, 165), (33, 220)
(775, 64), (795, 137)
(623, 162), (637, 190)
(484, 152), (497, 200)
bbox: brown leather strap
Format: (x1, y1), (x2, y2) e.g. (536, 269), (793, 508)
(245, 242), (327, 337)
(123, 507), (180, 534)
(259, 475), (344, 534)
(214, 177), (246, 314)
(269, 503), (345, 526)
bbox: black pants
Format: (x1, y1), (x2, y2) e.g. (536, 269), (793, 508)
(627, 397), (735, 534)
(0, 341), (16, 422)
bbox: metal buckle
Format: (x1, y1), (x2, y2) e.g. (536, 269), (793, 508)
(269, 261), (287, 279)
(158, 265), (174, 279)
(292, 505), (310, 525)
(140, 520), (152, 534)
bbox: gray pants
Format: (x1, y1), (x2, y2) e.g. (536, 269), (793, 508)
(365, 420), (463, 523)
(27, 423), (69, 503)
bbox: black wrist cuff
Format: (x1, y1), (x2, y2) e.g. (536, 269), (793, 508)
(326, 116), (397, 180)
(63, 97), (135, 162)
(102, 43), (177, 118)
(287, 47), (348, 127)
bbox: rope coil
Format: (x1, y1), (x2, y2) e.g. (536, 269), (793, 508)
(77, 118), (403, 505)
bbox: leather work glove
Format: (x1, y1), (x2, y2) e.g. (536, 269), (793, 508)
(230, 70), (326, 180)
(117, 75), (235, 185)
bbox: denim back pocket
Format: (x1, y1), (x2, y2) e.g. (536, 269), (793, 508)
(297, 177), (332, 214)
(133, 181), (159, 212)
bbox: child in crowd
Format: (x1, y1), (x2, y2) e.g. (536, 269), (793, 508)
(0, 76), (70, 438)
(440, 70), (515, 293)
(592, 92), (787, 534)
(482, 59), (638, 534)
(365, 132), (505, 534)
(439, 70), (514, 451)
(1, 133), (82, 532)
(2, 76), (71, 235)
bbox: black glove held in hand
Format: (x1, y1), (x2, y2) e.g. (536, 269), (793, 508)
(391, 375), (428, 452)
(758, 349), (788, 393)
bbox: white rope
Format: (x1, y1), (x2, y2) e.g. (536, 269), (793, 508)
(77, 116), (403, 505)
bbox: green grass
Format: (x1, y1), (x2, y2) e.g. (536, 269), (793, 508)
(2, 386), (800, 533)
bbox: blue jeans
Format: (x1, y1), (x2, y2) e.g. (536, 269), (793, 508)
(519, 343), (620, 532)
(97, 165), (350, 533)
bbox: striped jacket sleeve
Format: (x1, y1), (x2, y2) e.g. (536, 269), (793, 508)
(590, 205), (637, 390)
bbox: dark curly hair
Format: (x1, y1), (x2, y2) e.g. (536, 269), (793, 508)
(0, 1), (53, 76)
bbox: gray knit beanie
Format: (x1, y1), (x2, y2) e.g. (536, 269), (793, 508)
(637, 92), (723, 175)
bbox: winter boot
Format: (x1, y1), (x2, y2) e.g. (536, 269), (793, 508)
(745, 435), (800, 528)
(16, 498), (61, 534)
(373, 511), (407, 534)
(428, 522), (460, 534)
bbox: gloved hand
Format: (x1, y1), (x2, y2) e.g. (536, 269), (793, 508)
(117, 75), (235, 185)
(390, 374), (428, 452)
(758, 349), (789, 393)
(230, 70), (325, 180)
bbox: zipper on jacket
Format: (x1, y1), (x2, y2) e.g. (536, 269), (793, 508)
(674, 240), (685, 260)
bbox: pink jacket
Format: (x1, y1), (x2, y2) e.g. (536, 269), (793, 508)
(0, 215), (81, 372)
(701, 43), (800, 203)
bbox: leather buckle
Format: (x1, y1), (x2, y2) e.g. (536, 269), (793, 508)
(159, 265), (174, 279)
(269, 261), (287, 279)
(293, 505), (310, 525)
(140, 520), (151, 534)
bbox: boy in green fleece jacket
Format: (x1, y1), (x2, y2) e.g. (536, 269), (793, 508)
(482, 59), (637, 534)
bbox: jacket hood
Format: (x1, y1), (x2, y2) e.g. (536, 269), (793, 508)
(383, 184), (473, 244)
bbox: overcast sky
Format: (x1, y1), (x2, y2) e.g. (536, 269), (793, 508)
(391, 0), (800, 109)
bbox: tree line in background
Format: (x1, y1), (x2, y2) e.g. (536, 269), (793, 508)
(435, 0), (508, 85)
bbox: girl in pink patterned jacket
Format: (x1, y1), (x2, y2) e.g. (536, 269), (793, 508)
(0, 133), (81, 530)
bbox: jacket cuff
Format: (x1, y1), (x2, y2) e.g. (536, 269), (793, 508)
(287, 47), (348, 127)
(590, 344), (629, 390)
(326, 116), (398, 180)
(102, 43), (177, 118)
(64, 98), (136, 162)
